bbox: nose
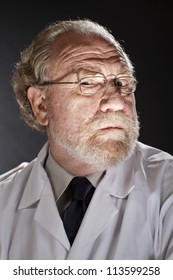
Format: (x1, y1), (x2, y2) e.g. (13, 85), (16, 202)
(99, 92), (125, 113)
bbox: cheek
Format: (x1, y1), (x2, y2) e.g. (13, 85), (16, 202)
(46, 95), (69, 129)
(47, 95), (95, 130)
(124, 96), (137, 119)
(63, 94), (98, 123)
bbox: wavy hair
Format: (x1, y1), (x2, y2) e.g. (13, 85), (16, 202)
(12, 19), (135, 131)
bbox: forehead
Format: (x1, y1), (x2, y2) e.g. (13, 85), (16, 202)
(48, 32), (130, 77)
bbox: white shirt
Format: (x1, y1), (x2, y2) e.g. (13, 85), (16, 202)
(0, 141), (173, 259)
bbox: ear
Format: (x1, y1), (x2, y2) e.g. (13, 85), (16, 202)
(27, 86), (48, 126)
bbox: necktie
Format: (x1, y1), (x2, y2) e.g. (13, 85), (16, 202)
(63, 176), (95, 245)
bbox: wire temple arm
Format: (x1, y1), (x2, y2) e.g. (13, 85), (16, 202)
(38, 81), (78, 86)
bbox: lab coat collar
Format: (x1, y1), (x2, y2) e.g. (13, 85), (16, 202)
(18, 142), (136, 208)
(18, 142), (49, 209)
(17, 143), (71, 251)
(105, 150), (136, 198)
(34, 182), (70, 250)
(17, 142), (136, 255)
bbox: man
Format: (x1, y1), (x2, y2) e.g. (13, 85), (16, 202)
(0, 19), (173, 259)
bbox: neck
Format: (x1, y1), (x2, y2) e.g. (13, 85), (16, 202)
(48, 141), (102, 176)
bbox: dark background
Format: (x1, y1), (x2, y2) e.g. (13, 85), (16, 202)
(0, 2), (172, 174)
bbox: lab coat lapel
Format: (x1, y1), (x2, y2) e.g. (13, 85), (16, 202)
(34, 182), (70, 251)
(18, 144), (70, 251)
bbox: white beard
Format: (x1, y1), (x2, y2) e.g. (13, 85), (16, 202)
(49, 112), (140, 170)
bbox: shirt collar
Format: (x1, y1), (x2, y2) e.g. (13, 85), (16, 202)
(18, 142), (137, 210)
(45, 151), (105, 201)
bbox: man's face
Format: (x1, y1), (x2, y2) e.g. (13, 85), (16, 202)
(45, 34), (139, 170)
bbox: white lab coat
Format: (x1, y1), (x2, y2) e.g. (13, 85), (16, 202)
(0, 141), (173, 259)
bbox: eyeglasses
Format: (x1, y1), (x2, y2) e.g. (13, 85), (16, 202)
(38, 74), (137, 97)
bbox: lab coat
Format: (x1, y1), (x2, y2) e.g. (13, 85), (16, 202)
(0, 141), (173, 259)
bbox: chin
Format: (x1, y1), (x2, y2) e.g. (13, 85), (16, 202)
(79, 139), (137, 170)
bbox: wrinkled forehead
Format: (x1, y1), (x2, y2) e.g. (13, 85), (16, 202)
(48, 32), (131, 77)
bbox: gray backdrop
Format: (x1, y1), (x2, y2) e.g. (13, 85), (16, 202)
(0, 2), (172, 174)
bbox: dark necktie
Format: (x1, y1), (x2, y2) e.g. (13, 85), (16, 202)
(63, 176), (95, 245)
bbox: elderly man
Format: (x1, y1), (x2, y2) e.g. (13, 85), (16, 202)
(0, 19), (173, 259)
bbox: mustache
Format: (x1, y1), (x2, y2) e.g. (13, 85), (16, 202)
(87, 112), (136, 130)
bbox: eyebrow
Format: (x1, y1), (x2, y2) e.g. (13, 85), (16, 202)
(74, 63), (132, 75)
(76, 69), (134, 81)
(48, 64), (133, 85)
(73, 65), (102, 75)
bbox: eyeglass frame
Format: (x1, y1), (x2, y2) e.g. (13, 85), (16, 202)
(37, 73), (138, 97)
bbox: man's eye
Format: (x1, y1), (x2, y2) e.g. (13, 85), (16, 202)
(80, 80), (94, 86)
(116, 81), (123, 87)
(80, 79), (98, 86)
(80, 77), (105, 87)
(115, 79), (128, 87)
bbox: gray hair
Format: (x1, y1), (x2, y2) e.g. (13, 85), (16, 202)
(12, 18), (135, 131)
